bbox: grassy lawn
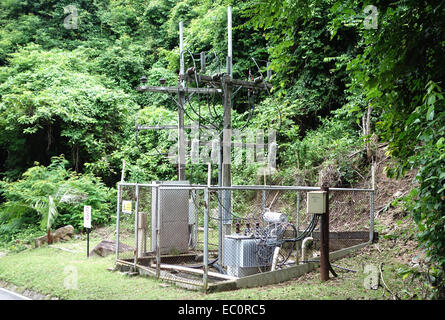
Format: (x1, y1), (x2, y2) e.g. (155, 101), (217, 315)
(0, 235), (423, 300)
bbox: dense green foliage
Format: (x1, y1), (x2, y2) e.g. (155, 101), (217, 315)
(331, 0), (445, 298)
(0, 156), (114, 245)
(0, 0), (443, 297)
(0, 44), (136, 181)
(241, 0), (445, 298)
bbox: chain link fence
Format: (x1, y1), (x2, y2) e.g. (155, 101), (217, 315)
(115, 183), (374, 290)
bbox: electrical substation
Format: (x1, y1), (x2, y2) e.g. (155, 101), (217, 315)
(114, 6), (377, 292)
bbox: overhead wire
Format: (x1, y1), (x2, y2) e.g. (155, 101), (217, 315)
(135, 114), (170, 158)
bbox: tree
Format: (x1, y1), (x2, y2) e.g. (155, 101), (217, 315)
(330, 0), (445, 297)
(0, 44), (136, 182)
(33, 196), (58, 244)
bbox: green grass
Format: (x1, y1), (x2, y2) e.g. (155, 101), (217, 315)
(0, 237), (193, 300)
(0, 235), (423, 300)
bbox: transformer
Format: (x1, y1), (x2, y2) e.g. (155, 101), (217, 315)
(224, 234), (274, 277)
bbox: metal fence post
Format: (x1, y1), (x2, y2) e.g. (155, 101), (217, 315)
(144, 186), (148, 254)
(262, 182), (266, 213)
(156, 185), (161, 278)
(296, 191), (300, 236)
(203, 187), (209, 291)
(193, 189), (199, 252)
(115, 183), (121, 263)
(134, 184), (139, 268)
(369, 190), (375, 243)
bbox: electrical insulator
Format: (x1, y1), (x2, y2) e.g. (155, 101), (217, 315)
(191, 138), (199, 164)
(263, 211), (288, 223)
(244, 222), (251, 236)
(210, 139), (219, 164)
(268, 142), (277, 169)
(235, 221), (240, 234)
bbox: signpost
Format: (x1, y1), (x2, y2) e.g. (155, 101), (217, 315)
(84, 205), (91, 258)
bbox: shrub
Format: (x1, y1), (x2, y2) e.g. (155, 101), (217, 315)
(0, 156), (114, 240)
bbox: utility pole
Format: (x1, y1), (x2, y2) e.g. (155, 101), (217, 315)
(178, 21), (186, 180)
(222, 73), (232, 240)
(136, 22), (216, 180)
(137, 8), (272, 265)
(222, 6), (233, 241)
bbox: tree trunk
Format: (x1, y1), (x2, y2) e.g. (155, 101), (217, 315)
(362, 105), (373, 162)
(72, 145), (80, 172)
(47, 123), (53, 153)
(47, 229), (52, 244)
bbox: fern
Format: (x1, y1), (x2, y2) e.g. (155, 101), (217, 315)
(0, 156), (113, 236)
(34, 196), (59, 232)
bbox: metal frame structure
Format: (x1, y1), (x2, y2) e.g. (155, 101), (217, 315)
(117, 6), (378, 292)
(115, 182), (375, 292)
(135, 7), (273, 255)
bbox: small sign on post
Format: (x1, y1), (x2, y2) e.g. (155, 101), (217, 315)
(84, 205), (91, 229)
(122, 200), (132, 214)
(84, 205), (92, 258)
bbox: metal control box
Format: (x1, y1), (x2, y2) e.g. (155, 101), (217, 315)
(307, 191), (327, 214)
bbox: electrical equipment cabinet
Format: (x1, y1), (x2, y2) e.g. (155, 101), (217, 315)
(151, 181), (190, 254)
